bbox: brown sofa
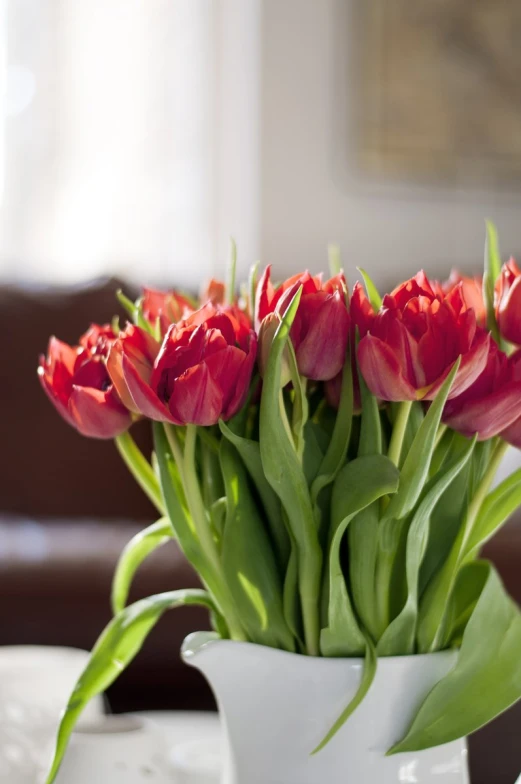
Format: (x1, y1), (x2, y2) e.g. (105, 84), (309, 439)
(1, 279), (520, 783)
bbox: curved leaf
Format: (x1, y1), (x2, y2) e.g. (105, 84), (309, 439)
(389, 561), (521, 753)
(46, 589), (216, 783)
(321, 455), (400, 656)
(111, 518), (174, 614)
(313, 633), (377, 754)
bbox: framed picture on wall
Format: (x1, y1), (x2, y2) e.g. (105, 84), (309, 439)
(361, 0), (521, 185)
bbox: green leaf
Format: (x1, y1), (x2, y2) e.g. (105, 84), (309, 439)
(377, 438), (475, 656)
(310, 348), (353, 504)
(389, 561), (521, 753)
(111, 518), (174, 614)
(321, 456), (400, 657)
(357, 371), (382, 457)
(357, 267), (382, 311)
(219, 420), (290, 570)
(220, 439), (294, 650)
(259, 286), (322, 655)
(464, 467), (521, 559)
(383, 359), (461, 524)
(483, 220), (502, 344)
(45, 589), (216, 783)
(313, 633), (377, 754)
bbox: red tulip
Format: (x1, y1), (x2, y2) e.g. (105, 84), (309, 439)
(499, 351), (521, 447)
(255, 267), (350, 381)
(200, 278), (226, 306)
(38, 324), (132, 439)
(357, 272), (489, 402)
(142, 287), (194, 336)
(326, 282), (375, 410)
(495, 258), (521, 345)
(442, 270), (486, 326)
(108, 304), (257, 426)
(443, 342), (521, 440)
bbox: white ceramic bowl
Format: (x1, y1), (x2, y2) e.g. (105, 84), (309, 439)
(55, 715), (170, 784)
(167, 737), (222, 784)
(0, 645), (104, 783)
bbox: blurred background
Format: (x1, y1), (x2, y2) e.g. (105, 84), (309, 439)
(0, 2), (520, 782)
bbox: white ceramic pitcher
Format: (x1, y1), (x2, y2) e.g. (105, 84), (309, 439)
(182, 632), (470, 784)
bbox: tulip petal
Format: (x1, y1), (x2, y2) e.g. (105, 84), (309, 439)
(295, 293), (350, 381)
(357, 334), (417, 401)
(169, 363), (224, 426)
(498, 275), (521, 346)
(221, 331), (258, 419)
(424, 331), (490, 401)
(69, 386), (131, 439)
(443, 380), (521, 440)
(106, 342), (140, 413)
(38, 365), (77, 428)
(122, 353), (179, 423)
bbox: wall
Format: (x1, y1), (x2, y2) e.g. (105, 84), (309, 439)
(258, 0), (521, 288)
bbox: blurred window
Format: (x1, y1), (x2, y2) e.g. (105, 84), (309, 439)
(0, 0), (216, 287)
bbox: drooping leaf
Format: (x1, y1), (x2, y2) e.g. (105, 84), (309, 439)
(464, 466), (521, 559)
(389, 562), (521, 754)
(220, 439), (294, 650)
(259, 287), (322, 655)
(357, 267), (382, 311)
(45, 590), (216, 784)
(219, 420), (290, 570)
(111, 518), (174, 614)
(313, 633), (377, 754)
(321, 456), (400, 656)
(377, 438), (475, 656)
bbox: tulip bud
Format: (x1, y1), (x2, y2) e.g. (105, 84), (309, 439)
(258, 313), (292, 387)
(495, 258), (521, 346)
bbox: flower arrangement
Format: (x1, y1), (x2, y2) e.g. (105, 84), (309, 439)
(40, 227), (521, 782)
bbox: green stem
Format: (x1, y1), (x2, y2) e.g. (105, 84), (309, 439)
(115, 432), (164, 514)
(387, 400), (413, 467)
(167, 424), (247, 642)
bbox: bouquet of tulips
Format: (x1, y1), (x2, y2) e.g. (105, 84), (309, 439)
(40, 226), (521, 782)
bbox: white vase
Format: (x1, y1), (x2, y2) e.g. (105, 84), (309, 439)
(182, 632), (470, 784)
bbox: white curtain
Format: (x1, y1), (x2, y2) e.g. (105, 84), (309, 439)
(0, 0), (219, 288)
